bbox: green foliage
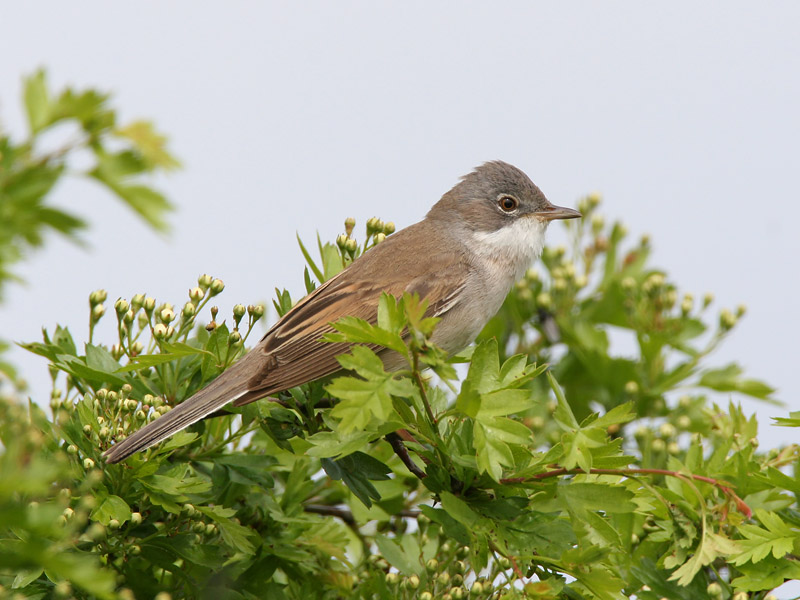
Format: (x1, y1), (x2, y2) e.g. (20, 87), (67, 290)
(0, 70), (178, 391)
(1, 77), (799, 599)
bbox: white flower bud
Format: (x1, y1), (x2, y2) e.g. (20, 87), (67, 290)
(153, 323), (168, 339)
(198, 274), (213, 289)
(160, 308), (175, 323)
(91, 304), (106, 321)
(114, 298), (129, 316)
(536, 292), (552, 308)
(210, 279), (225, 295)
(90, 289), (108, 306)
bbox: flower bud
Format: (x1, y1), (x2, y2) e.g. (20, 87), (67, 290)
(736, 304), (747, 318)
(189, 286), (205, 303)
(406, 575), (419, 590)
(366, 217), (381, 235)
(130, 293), (145, 311)
(664, 289), (678, 309)
(383, 221), (395, 235)
(83, 458), (95, 470)
(130, 341), (143, 356)
(591, 214), (605, 233)
(114, 298), (129, 316)
(143, 296), (156, 314)
(205, 523), (216, 535)
(659, 423), (676, 438)
(111, 344), (124, 360)
(229, 330), (242, 345)
(621, 277), (636, 291)
(248, 304), (265, 321)
(651, 438), (666, 453)
(181, 302), (195, 319)
(536, 292), (552, 309)
(90, 289), (108, 306)
(625, 381), (639, 394)
(703, 292), (714, 308)
(153, 323), (168, 339)
(426, 558), (438, 572)
(667, 441), (680, 455)
(208, 279), (224, 296)
(233, 304), (246, 322)
(554, 277), (567, 291)
(470, 582), (484, 596)
(345, 238), (358, 253)
(385, 572), (399, 585)
(525, 268), (539, 282)
(677, 415), (691, 429)
(91, 304), (106, 321)
(344, 216), (356, 236)
(719, 308), (737, 330)
(575, 275), (588, 288)
(336, 233), (349, 249)
(373, 232), (386, 244)
(124, 309), (135, 325)
(198, 274), (213, 289)
(160, 307), (175, 324)
(706, 582), (723, 597)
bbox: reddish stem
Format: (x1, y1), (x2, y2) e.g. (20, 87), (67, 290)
(500, 467), (752, 518)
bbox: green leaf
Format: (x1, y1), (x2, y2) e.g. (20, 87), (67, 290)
(321, 452), (390, 507)
(440, 491), (481, 528)
(730, 509), (797, 565)
(698, 363), (776, 400)
(558, 482), (637, 514)
(196, 505), (258, 555)
(23, 70), (51, 133)
(669, 530), (741, 585)
(327, 346), (415, 434)
(116, 341), (211, 372)
(375, 535), (420, 575)
(296, 233), (325, 283)
(91, 494), (131, 526)
(548, 370), (579, 430)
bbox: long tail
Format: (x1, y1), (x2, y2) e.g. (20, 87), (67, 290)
(102, 353), (261, 464)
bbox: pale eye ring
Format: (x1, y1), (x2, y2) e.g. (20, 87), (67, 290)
(498, 195), (519, 212)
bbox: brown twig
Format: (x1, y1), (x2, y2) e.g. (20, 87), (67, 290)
(386, 432), (427, 479)
(500, 467), (752, 518)
(305, 503), (420, 525)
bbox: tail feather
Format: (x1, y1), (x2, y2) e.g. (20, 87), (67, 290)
(102, 357), (256, 464)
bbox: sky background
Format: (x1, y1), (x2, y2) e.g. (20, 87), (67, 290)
(2, 0), (799, 561)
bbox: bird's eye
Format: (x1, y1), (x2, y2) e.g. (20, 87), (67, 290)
(498, 195), (519, 212)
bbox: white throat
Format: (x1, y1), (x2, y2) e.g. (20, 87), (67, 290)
(471, 217), (548, 281)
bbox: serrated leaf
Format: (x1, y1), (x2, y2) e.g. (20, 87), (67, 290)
(196, 506), (257, 555)
(91, 494), (131, 526)
(327, 346), (414, 434)
(669, 530), (741, 585)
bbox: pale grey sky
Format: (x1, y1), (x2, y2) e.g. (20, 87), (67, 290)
(2, 5), (798, 448)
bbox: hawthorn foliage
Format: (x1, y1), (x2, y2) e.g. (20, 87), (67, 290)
(1, 72), (798, 600)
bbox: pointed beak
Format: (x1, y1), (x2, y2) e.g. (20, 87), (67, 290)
(533, 204), (582, 221)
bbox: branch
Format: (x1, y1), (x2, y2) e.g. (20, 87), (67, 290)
(386, 431), (427, 479)
(501, 467), (752, 518)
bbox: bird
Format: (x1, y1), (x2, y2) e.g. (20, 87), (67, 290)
(102, 161), (581, 463)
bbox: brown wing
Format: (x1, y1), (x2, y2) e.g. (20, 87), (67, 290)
(235, 231), (471, 404)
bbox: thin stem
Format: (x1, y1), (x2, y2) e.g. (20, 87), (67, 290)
(500, 467), (752, 518)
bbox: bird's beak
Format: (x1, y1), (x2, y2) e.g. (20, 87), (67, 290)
(533, 204), (582, 221)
